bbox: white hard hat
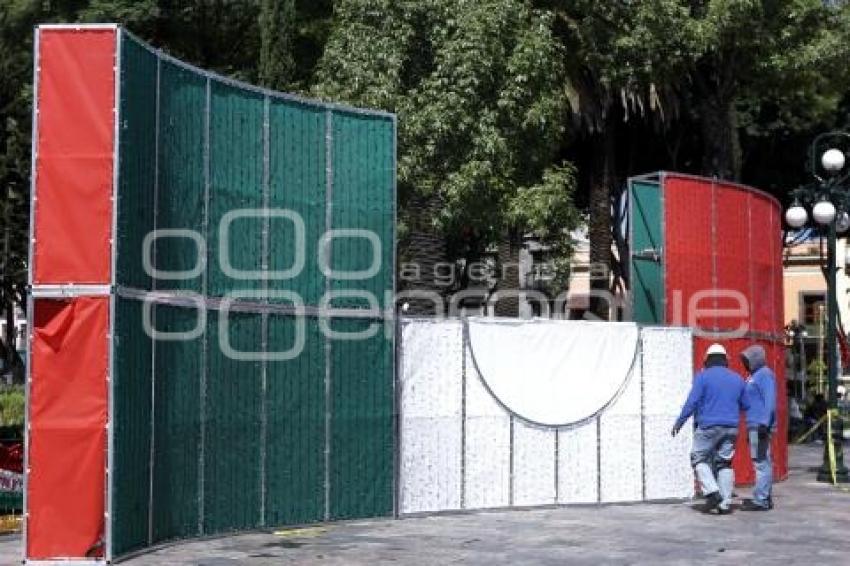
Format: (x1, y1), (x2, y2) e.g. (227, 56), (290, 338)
(705, 343), (727, 358)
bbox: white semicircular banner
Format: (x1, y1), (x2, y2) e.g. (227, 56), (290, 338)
(465, 318), (640, 426)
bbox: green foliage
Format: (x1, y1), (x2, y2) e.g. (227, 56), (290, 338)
(316, 0), (579, 265)
(807, 358), (827, 380)
(549, 0), (850, 176)
(0, 4), (33, 373)
(2, 0), (850, 307)
(0, 386), (24, 428)
(259, 0), (296, 90)
(636, 1), (849, 173)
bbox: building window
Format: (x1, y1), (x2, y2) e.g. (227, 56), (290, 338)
(801, 292), (826, 337)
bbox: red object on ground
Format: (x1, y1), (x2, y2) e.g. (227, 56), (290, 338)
(0, 443), (24, 475)
(663, 174), (787, 485)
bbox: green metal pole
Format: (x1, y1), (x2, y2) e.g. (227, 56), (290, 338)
(817, 219), (849, 482)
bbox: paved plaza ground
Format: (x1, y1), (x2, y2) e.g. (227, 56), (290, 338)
(2, 444), (848, 565)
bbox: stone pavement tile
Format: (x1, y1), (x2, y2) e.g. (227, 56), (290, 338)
(2, 445), (849, 565)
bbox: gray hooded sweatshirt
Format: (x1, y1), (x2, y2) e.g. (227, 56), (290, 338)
(741, 345), (777, 429)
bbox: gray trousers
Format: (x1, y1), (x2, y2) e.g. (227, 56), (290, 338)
(748, 427), (772, 507)
(691, 425), (738, 509)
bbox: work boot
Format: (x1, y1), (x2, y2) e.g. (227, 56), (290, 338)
(740, 499), (770, 511)
(703, 491), (722, 513)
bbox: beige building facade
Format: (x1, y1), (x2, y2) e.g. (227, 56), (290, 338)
(783, 237), (850, 387)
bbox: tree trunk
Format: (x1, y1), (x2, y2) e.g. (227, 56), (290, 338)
(494, 229), (521, 318)
(699, 94), (741, 181)
(399, 191), (449, 315)
(588, 122), (616, 321)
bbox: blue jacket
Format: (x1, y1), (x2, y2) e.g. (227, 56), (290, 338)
(675, 365), (748, 430)
(742, 345), (777, 429)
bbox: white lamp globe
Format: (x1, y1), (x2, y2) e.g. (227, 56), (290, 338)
(822, 148), (846, 173)
(813, 200), (837, 225)
(838, 212), (850, 233)
(785, 205), (808, 228)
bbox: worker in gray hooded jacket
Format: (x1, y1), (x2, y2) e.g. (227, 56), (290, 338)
(740, 345), (776, 511)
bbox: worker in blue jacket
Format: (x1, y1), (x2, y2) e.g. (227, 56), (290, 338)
(740, 344), (776, 511)
(672, 343), (748, 514)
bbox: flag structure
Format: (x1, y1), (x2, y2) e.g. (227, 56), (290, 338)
(628, 172), (787, 485)
(26, 25), (396, 562)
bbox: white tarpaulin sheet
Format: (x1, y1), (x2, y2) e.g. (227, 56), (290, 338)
(465, 319), (639, 426)
(399, 318), (694, 515)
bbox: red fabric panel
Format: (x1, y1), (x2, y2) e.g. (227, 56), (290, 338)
(763, 197), (788, 480)
(770, 343), (789, 481)
(770, 202), (782, 332)
(27, 297), (108, 559)
(748, 194), (777, 334)
(714, 183), (750, 334)
(692, 337), (712, 372)
(664, 176), (714, 329)
(663, 174), (787, 485)
(33, 28), (116, 284)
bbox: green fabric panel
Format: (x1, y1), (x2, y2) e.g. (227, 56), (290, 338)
(630, 180), (665, 324)
(331, 112), (395, 310)
(111, 297), (152, 556)
(264, 315), (325, 526)
(111, 33), (397, 555)
(204, 310), (263, 533)
(207, 82), (265, 297)
(329, 318), (394, 520)
(156, 61), (206, 293)
(152, 304), (202, 542)
(268, 100), (326, 306)
(116, 34), (157, 290)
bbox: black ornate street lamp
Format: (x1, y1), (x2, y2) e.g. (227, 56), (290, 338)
(786, 131), (850, 483)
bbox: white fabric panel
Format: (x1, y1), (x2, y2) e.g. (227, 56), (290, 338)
(399, 320), (463, 514)
(466, 318), (639, 426)
(641, 327), (693, 415)
(599, 415), (643, 502)
(400, 418), (463, 513)
(512, 421), (556, 506)
(557, 423), (598, 504)
(599, 361), (642, 502)
(464, 351), (510, 509)
(641, 327), (695, 499)
(397, 320), (694, 515)
(644, 415), (693, 499)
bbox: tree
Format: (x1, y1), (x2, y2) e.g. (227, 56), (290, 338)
(315, 0), (579, 315)
(545, 0), (682, 320)
(544, 0), (850, 319)
(258, 0), (296, 90)
(614, 0), (850, 182)
(0, 3), (34, 382)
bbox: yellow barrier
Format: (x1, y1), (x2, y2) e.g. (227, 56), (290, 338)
(793, 414), (827, 444)
(792, 409), (850, 492)
(824, 410), (850, 492)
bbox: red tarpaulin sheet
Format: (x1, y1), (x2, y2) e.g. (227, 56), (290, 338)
(27, 297), (109, 559)
(750, 194), (778, 334)
(664, 176), (714, 330)
(33, 28), (116, 284)
(664, 175), (787, 484)
(714, 186), (750, 334)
